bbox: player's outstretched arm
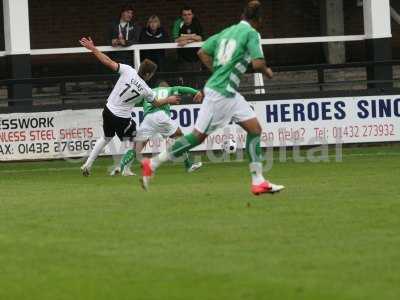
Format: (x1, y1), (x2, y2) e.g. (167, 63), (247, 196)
(175, 86), (204, 103)
(175, 86), (198, 95)
(79, 37), (119, 72)
(252, 59), (273, 79)
(153, 95), (181, 107)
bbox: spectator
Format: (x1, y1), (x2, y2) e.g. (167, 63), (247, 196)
(171, 16), (183, 41)
(175, 6), (203, 71)
(139, 15), (169, 70)
(109, 4), (142, 65)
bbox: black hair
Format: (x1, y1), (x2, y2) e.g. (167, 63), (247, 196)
(243, 1), (262, 21)
(120, 3), (134, 16)
(181, 5), (193, 14)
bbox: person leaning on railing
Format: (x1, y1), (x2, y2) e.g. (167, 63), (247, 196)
(139, 15), (169, 71)
(174, 5), (203, 72)
(171, 16), (183, 42)
(108, 4), (142, 66)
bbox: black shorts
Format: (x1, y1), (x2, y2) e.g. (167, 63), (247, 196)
(102, 106), (136, 141)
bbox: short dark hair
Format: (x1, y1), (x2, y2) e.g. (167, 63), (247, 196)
(243, 1), (262, 21)
(120, 3), (134, 14)
(181, 5), (193, 13)
(138, 59), (158, 77)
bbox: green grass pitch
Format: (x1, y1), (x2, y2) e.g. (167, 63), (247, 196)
(0, 146), (399, 300)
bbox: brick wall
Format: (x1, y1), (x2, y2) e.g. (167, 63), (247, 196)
(23, 0), (327, 72)
(0, 0), (399, 75)
(26, 0), (326, 65)
(343, 0), (365, 61)
(391, 1), (400, 60)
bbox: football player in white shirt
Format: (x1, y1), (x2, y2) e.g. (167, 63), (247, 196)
(78, 37), (181, 176)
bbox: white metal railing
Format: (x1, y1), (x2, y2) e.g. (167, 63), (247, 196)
(260, 35), (366, 44)
(29, 42), (204, 69)
(391, 6), (400, 25)
(1, 35), (367, 94)
(0, 35), (367, 69)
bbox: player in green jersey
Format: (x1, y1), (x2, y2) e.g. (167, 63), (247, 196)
(113, 81), (204, 176)
(140, 1), (285, 195)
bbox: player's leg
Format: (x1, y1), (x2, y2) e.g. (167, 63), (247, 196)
(81, 136), (112, 176)
(141, 88), (226, 190)
(147, 108), (209, 172)
(121, 140), (147, 176)
(121, 113), (159, 171)
(119, 147), (135, 174)
(234, 95), (284, 195)
(147, 98), (213, 173)
(237, 117), (265, 186)
(119, 124), (147, 174)
(169, 127), (202, 172)
(81, 107), (115, 176)
(116, 117), (138, 176)
(146, 130), (206, 172)
(141, 123), (209, 190)
(141, 128), (207, 189)
(119, 139), (148, 173)
(110, 137), (135, 176)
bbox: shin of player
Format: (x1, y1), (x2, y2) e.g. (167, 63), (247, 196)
(120, 126), (200, 174)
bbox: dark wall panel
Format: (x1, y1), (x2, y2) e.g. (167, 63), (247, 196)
(0, 1), (4, 51)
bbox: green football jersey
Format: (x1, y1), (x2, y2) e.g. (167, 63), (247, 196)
(201, 20), (264, 97)
(171, 17), (183, 40)
(142, 86), (199, 117)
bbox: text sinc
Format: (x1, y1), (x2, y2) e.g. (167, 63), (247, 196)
(265, 98), (400, 123)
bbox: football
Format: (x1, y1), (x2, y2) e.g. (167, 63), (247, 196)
(222, 138), (237, 154)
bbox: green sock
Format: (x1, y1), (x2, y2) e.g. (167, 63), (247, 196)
(151, 134), (201, 171)
(183, 151), (193, 170)
(246, 133), (262, 163)
(120, 149), (135, 170)
(170, 133), (200, 158)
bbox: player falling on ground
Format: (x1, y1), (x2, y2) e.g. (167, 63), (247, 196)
(116, 81), (204, 176)
(140, 1), (285, 195)
(78, 37), (180, 176)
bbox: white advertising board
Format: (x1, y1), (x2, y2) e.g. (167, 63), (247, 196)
(1, 95), (399, 161)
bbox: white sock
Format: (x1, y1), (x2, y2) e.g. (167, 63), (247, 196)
(249, 162), (265, 185)
(84, 137), (109, 169)
(150, 150), (171, 170)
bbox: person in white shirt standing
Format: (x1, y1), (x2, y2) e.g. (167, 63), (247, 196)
(109, 4), (142, 65)
(78, 37), (180, 176)
(111, 7), (138, 47)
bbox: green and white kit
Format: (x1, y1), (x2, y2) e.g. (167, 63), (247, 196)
(136, 86), (198, 141)
(195, 20), (264, 134)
